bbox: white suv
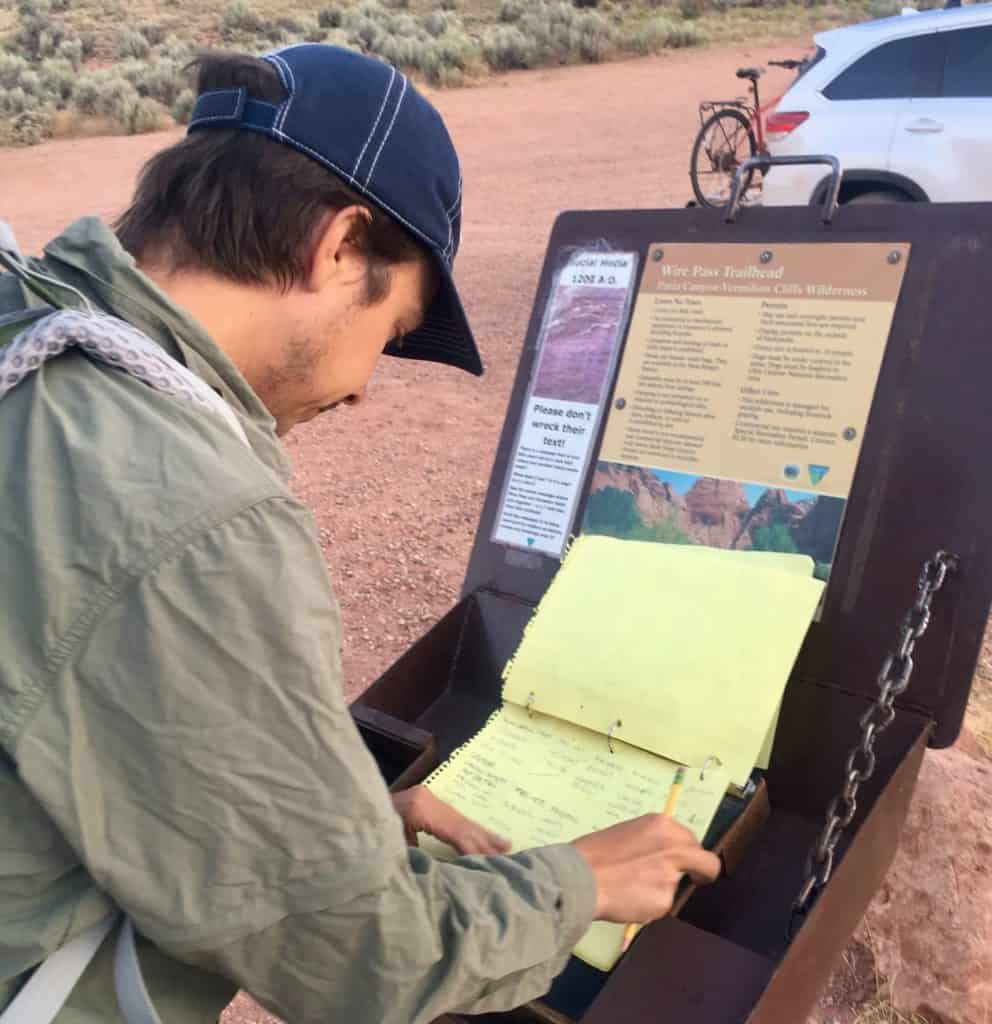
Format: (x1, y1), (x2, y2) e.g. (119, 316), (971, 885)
(761, 4), (992, 207)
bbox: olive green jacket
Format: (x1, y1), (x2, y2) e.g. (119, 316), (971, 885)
(0, 218), (596, 1023)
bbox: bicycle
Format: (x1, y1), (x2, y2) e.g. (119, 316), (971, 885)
(689, 58), (806, 209)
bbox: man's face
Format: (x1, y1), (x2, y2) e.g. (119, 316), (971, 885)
(260, 256), (434, 436)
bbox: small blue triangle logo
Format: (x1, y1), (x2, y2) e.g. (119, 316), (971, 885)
(808, 465), (830, 486)
(526, 537), (535, 546)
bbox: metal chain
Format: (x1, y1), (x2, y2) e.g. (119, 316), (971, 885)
(789, 549), (958, 936)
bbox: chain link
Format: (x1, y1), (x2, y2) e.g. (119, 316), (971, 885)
(789, 549), (958, 937)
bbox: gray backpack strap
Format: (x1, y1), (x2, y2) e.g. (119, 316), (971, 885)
(113, 920), (164, 1024)
(0, 915), (119, 1024)
(0, 916), (163, 1024)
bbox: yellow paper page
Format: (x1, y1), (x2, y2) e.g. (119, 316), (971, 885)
(755, 702), (781, 772)
(681, 548), (809, 773)
(419, 703), (731, 972)
(502, 535), (823, 788)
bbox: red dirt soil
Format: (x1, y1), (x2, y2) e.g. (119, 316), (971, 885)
(3, 40), (841, 1024)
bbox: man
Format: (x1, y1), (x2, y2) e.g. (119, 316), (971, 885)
(0, 44), (719, 1024)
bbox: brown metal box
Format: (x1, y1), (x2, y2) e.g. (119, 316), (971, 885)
(352, 200), (992, 1022)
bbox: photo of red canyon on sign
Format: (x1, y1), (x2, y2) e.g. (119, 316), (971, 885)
(582, 463), (845, 582)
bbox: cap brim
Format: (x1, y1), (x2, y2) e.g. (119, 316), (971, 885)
(384, 261), (483, 377)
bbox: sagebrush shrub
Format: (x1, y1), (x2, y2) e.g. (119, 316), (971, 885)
(221, 0), (264, 35)
(138, 21), (167, 46)
(318, 5), (344, 28)
(10, 106), (53, 146)
(172, 88), (195, 123)
(17, 69), (42, 98)
(115, 28), (151, 60)
(120, 96), (163, 134)
(133, 60), (189, 107)
(55, 37), (83, 70)
(626, 17), (670, 53)
(72, 70), (134, 117)
(424, 11), (450, 37)
(679, 0), (706, 20)
(0, 53), (30, 90)
(0, 87), (30, 117)
(38, 58), (75, 105)
(13, 10), (70, 60)
(664, 21), (702, 46)
(157, 37), (195, 62)
(482, 25), (537, 69)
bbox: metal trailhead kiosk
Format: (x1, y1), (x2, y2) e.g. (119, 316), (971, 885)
(351, 162), (992, 1023)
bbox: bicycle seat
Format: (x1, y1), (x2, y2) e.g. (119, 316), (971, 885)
(736, 67), (764, 80)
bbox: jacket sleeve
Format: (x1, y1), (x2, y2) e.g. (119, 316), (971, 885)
(14, 494), (597, 1024)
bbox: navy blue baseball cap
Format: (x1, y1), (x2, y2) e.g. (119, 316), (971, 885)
(187, 43), (483, 376)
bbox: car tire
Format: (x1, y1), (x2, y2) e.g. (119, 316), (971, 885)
(844, 190), (911, 205)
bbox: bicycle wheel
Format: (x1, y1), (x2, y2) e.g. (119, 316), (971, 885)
(689, 108), (758, 208)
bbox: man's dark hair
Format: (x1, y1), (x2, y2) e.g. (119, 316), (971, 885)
(114, 53), (424, 300)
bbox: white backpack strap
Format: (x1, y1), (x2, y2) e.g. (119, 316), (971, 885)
(1, 308), (250, 447)
(0, 916), (164, 1024)
(0, 914), (119, 1024)
(113, 919), (163, 1024)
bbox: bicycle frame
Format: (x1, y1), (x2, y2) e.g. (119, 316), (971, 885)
(696, 75), (785, 155)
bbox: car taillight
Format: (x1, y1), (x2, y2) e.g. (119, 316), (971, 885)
(765, 111), (809, 137)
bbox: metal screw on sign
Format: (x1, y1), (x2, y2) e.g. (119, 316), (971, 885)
(788, 549), (959, 939)
(888, 250), (902, 265)
(614, 398), (627, 410)
(760, 250), (774, 264)
(652, 249), (665, 262)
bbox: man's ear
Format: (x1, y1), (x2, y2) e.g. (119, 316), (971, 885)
(307, 205), (372, 293)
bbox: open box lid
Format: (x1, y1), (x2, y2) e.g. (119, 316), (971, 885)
(461, 202), (992, 748)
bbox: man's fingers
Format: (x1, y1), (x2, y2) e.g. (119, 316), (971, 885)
(671, 845), (722, 885)
(444, 821), (512, 856)
(459, 829), (511, 856)
(392, 786), (512, 856)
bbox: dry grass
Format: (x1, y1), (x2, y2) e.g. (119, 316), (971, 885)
(851, 1003), (933, 1024)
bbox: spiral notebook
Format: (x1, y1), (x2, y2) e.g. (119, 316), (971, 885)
(418, 535), (824, 970)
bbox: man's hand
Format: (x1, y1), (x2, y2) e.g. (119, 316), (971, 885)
(392, 786), (512, 856)
(573, 814), (721, 924)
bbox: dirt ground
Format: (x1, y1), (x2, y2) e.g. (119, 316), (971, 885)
(3, 37), (987, 1024)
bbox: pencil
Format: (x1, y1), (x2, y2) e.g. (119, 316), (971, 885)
(621, 765), (686, 954)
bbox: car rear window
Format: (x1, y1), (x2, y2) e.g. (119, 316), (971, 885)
(823, 33), (944, 100)
(942, 25), (992, 98)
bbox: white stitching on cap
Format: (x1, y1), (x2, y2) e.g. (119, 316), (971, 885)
(270, 53), (295, 133)
(353, 67), (396, 179)
(266, 130), (441, 248)
(446, 177), (462, 217)
(190, 112), (240, 124)
(364, 73), (407, 189)
(264, 54), (292, 133)
(443, 175), (462, 260)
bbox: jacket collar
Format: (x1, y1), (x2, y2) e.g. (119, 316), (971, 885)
(37, 217), (291, 481)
